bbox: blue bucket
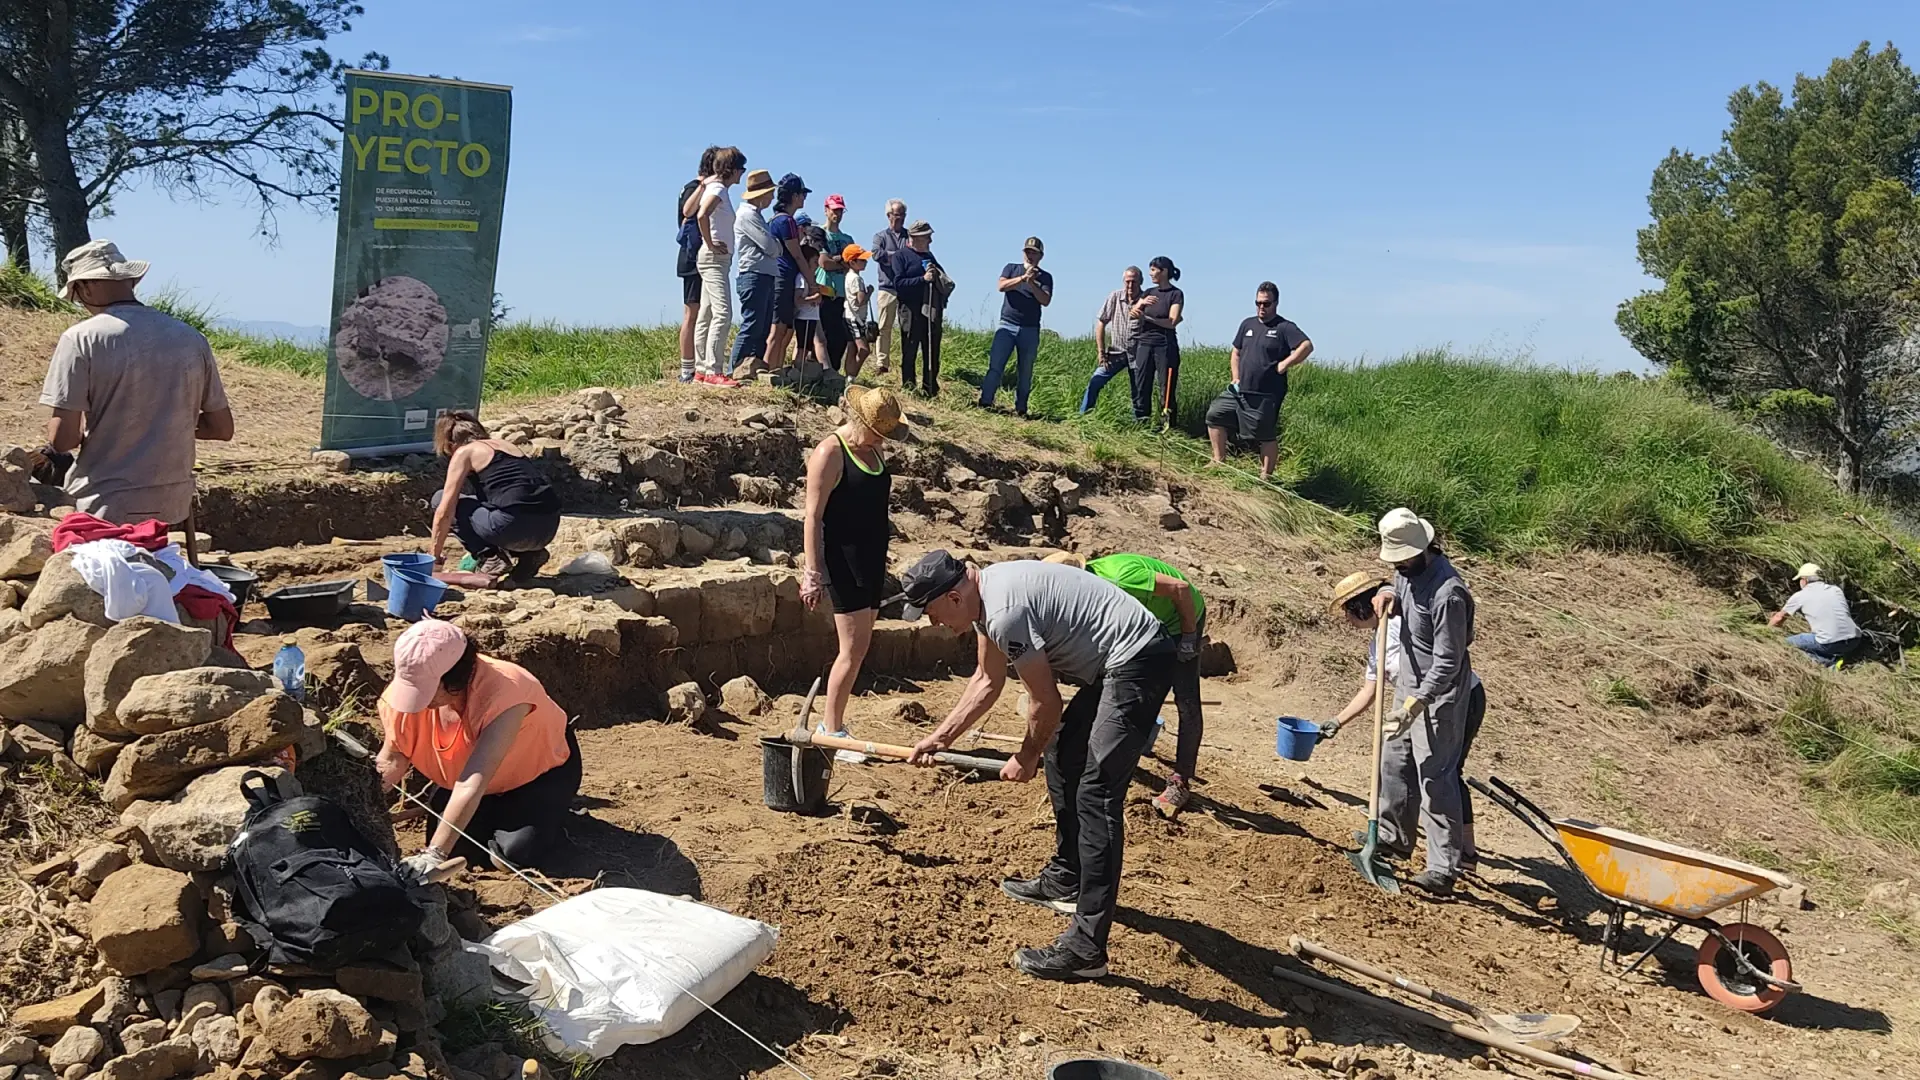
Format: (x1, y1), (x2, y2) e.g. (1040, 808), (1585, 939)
(382, 552), (435, 576)
(384, 563), (447, 620)
(1274, 716), (1322, 761)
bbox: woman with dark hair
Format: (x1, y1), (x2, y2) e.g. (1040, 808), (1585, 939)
(1129, 256), (1185, 426)
(676, 146), (721, 382)
(376, 620), (581, 879)
(691, 146), (746, 383)
(429, 411), (561, 583)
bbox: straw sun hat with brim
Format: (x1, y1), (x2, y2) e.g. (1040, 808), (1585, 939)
(58, 240), (149, 300)
(743, 169), (776, 199)
(845, 385), (909, 440)
(1043, 551), (1086, 569)
(1328, 570), (1387, 615)
(1376, 507), (1436, 563)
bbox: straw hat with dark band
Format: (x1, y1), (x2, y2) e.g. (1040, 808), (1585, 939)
(1328, 570), (1387, 615)
(845, 385), (908, 440)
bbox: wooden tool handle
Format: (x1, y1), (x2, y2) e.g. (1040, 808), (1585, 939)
(792, 732), (1008, 774)
(425, 856), (466, 883)
(1368, 616), (1389, 817)
(1292, 937), (1481, 1020)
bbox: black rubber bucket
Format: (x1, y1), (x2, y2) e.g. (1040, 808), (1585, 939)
(1047, 1061), (1169, 1080)
(760, 736), (832, 814)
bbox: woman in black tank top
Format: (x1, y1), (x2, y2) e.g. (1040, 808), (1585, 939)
(430, 411), (561, 584)
(802, 386), (907, 740)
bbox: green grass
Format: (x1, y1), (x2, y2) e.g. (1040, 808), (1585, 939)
(1591, 675), (1652, 711)
(0, 265), (70, 313)
(1778, 676), (1920, 850)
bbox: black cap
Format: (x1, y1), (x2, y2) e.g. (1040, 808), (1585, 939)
(895, 550), (967, 621)
(777, 172), (810, 196)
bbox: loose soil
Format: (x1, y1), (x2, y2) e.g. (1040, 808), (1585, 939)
(1, 308), (1916, 1079)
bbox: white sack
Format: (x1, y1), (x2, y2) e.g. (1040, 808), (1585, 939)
(475, 887), (779, 1058)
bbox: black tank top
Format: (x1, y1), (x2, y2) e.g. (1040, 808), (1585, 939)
(470, 447), (560, 514)
(822, 434), (889, 546)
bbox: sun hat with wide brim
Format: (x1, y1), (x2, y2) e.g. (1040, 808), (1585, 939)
(845, 385), (909, 440)
(58, 240), (149, 300)
(1377, 507), (1435, 563)
(743, 169), (777, 199)
(1328, 570), (1388, 615)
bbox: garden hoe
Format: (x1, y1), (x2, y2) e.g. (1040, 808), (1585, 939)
(1348, 616), (1400, 893)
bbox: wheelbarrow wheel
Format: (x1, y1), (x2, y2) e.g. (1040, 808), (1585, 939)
(1695, 922), (1791, 1013)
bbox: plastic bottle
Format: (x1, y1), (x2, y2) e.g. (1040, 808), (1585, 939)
(273, 638), (306, 702)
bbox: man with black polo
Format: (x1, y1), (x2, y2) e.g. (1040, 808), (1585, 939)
(1206, 281), (1312, 480)
(902, 550), (1176, 981)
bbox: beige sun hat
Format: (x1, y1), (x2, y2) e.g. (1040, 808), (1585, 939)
(1328, 570), (1387, 615)
(1043, 551), (1086, 569)
(845, 385), (908, 440)
(1377, 507), (1435, 563)
(1796, 563), (1822, 583)
(58, 240), (149, 300)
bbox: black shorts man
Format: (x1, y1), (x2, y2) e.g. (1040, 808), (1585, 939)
(902, 551), (1176, 981)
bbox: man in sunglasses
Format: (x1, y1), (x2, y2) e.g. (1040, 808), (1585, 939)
(1206, 281), (1310, 480)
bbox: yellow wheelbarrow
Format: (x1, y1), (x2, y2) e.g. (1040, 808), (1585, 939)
(1471, 776), (1801, 1014)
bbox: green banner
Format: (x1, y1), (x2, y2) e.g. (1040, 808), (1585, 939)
(321, 70), (512, 451)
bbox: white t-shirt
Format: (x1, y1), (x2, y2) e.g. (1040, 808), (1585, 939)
(794, 273), (820, 321)
(1784, 582), (1860, 644)
(702, 182), (735, 255)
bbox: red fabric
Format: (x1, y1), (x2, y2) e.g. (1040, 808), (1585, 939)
(175, 585), (238, 652)
(50, 512), (170, 554)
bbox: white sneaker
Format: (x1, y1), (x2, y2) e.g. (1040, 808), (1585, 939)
(816, 724), (868, 764)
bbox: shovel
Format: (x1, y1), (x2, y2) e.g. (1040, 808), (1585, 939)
(1291, 938), (1581, 1045)
(1348, 616), (1399, 893)
(789, 730), (1011, 775)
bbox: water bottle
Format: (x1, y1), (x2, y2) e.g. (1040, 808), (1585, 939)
(273, 638), (306, 702)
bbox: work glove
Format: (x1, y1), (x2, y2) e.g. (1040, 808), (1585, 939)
(1384, 697), (1426, 740)
(1319, 718), (1341, 739)
(398, 846), (449, 886)
(1177, 632), (1200, 663)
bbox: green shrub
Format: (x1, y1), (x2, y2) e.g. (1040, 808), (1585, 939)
(0, 265), (71, 313)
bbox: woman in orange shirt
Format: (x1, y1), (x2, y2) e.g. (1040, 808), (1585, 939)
(375, 619), (580, 880)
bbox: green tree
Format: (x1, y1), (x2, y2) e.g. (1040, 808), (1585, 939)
(0, 1), (385, 276)
(1619, 42), (1920, 493)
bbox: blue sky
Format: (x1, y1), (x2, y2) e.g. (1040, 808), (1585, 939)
(58, 0), (1920, 370)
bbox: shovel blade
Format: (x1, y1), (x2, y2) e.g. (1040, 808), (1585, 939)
(1486, 1012), (1582, 1044)
(1348, 822), (1400, 894)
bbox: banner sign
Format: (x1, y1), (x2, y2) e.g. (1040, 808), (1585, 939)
(320, 70), (512, 452)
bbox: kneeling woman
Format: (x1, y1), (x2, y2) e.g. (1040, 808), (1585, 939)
(376, 620), (580, 879)
(431, 410), (561, 583)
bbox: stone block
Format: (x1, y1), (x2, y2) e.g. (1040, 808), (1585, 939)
(696, 573), (775, 642)
(103, 693), (305, 809)
(115, 667), (276, 736)
(83, 618), (213, 736)
(88, 864), (201, 975)
(0, 616), (107, 725)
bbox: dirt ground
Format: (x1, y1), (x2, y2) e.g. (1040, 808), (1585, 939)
(2, 308), (1917, 1080)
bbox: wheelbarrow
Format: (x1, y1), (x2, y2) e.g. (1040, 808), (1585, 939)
(1470, 775), (1801, 1014)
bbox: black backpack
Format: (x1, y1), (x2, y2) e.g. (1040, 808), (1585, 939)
(228, 771), (424, 969)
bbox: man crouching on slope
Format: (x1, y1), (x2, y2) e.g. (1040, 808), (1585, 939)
(901, 550), (1176, 981)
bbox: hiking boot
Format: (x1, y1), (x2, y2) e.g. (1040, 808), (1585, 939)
(476, 553), (513, 579)
(509, 548), (548, 582)
(1153, 776), (1191, 819)
(1406, 870), (1456, 896)
(1000, 875), (1077, 914)
(1011, 943), (1107, 981)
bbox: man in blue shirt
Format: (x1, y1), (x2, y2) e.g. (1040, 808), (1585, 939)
(978, 237), (1054, 418)
(881, 221), (948, 398)
(762, 173), (812, 377)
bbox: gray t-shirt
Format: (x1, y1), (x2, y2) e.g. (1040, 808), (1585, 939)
(976, 560), (1165, 686)
(734, 203), (779, 278)
(39, 303), (229, 525)
(1785, 582), (1859, 644)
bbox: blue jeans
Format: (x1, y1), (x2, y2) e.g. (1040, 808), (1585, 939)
(1081, 352), (1130, 414)
(1786, 633), (1862, 668)
(980, 321), (1040, 413)
(729, 272), (776, 373)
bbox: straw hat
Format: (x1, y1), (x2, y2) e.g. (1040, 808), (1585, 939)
(845, 385), (907, 440)
(743, 169), (776, 199)
(1377, 507), (1435, 563)
(58, 240), (149, 300)
(1043, 551), (1085, 569)
(1328, 570), (1387, 615)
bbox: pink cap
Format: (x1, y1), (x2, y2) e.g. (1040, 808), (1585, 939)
(824, 193), (846, 210)
(384, 619), (467, 712)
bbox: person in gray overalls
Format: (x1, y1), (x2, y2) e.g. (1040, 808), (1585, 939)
(1372, 507), (1482, 896)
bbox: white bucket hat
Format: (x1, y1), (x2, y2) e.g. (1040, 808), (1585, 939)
(58, 240), (149, 300)
(1796, 563), (1821, 583)
(1377, 507), (1435, 563)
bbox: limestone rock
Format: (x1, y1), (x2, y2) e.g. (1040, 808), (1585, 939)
(577, 387), (618, 412)
(116, 1022), (168, 1055)
(0, 517), (53, 579)
(334, 960), (424, 1009)
(117, 668), (276, 736)
(679, 523), (715, 558)
(251, 985), (291, 1025)
(95, 1039), (197, 1080)
(181, 981), (228, 1017)
(143, 766), (297, 871)
(13, 983), (108, 1036)
(611, 518), (678, 563)
(0, 463), (34, 514)
(0, 1036), (35, 1066)
(48, 1027), (105, 1071)
(190, 1015), (242, 1065)
(8, 718), (66, 760)
(266, 989), (382, 1061)
(665, 682), (705, 725)
(1865, 879), (1920, 920)
(103, 692), (305, 808)
(84, 618), (214, 736)
(190, 954), (251, 982)
(697, 572), (775, 642)
(1141, 494), (1185, 530)
(69, 725), (128, 774)
(88, 976), (139, 1027)
(635, 446), (687, 488)
(562, 434), (625, 485)
(1051, 476), (1083, 513)
(0, 616), (107, 725)
(718, 675), (771, 718)
(310, 450), (352, 473)
(87, 864), (202, 975)
(730, 474), (785, 505)
(22, 552), (110, 628)
(73, 843), (131, 883)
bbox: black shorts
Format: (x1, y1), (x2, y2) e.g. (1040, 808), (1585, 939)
(1206, 386), (1282, 443)
(680, 273), (700, 306)
(795, 318), (819, 357)
(773, 275), (798, 327)
(824, 542), (888, 614)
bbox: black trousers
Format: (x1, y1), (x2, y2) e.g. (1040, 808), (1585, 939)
(426, 726), (581, 869)
(1130, 336), (1180, 421)
(1038, 647), (1177, 959)
(820, 296), (850, 371)
(900, 303), (943, 395)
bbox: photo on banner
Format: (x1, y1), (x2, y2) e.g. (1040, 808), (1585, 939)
(320, 70), (513, 452)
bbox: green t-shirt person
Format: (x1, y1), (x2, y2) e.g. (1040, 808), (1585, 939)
(1085, 554), (1205, 639)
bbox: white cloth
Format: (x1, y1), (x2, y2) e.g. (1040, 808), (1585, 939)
(68, 539), (179, 622)
(1784, 581), (1860, 644)
(151, 545), (235, 602)
(701, 181), (735, 251)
